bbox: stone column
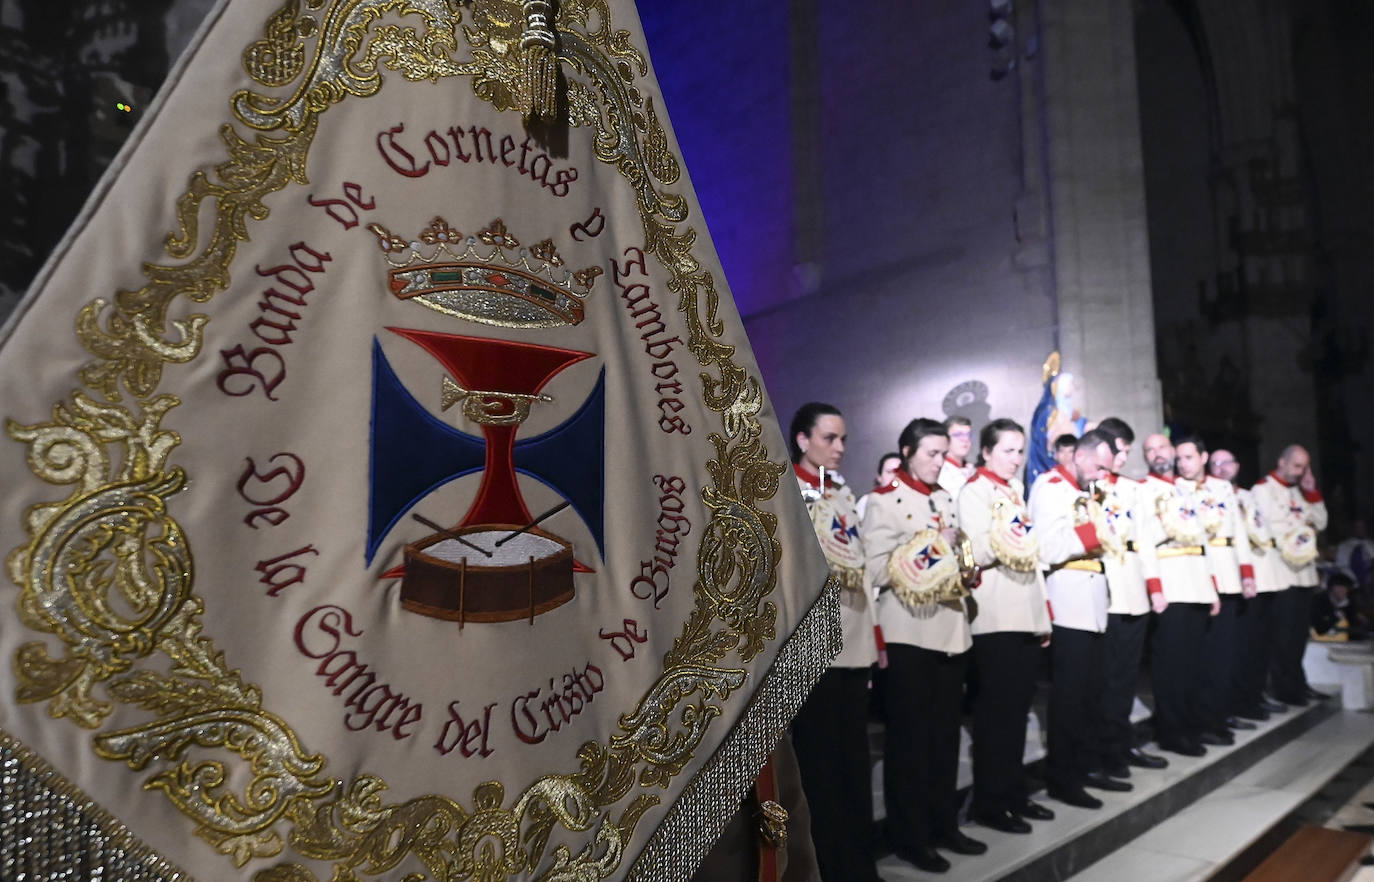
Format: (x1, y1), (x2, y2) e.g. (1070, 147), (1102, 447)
(1036, 0), (1163, 470)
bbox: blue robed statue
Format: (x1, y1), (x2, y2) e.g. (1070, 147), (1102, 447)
(1025, 351), (1087, 497)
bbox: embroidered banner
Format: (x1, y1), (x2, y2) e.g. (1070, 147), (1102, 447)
(0, 2), (838, 879)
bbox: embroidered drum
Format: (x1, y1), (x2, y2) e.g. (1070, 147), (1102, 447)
(1278, 525), (1318, 568)
(809, 496), (865, 591)
(887, 528), (964, 610)
(989, 495), (1039, 572)
(401, 524), (574, 624)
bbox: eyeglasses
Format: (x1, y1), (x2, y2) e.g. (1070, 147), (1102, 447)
(949, 430), (972, 439)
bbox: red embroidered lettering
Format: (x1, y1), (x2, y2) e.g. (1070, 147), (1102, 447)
(292, 604), (422, 740)
(217, 345), (285, 400)
(599, 618), (648, 661)
(256, 544), (319, 596)
(569, 207), (605, 241)
(236, 453), (306, 506)
(434, 701), (497, 757)
(377, 123), (429, 177)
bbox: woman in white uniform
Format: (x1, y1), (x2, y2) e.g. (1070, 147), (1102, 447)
(864, 417), (983, 873)
(959, 418), (1054, 833)
(787, 402), (881, 882)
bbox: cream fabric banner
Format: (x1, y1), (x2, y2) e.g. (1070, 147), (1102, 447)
(0, 2), (839, 879)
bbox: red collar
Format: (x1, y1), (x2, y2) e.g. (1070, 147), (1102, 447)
(945, 455), (964, 468)
(1267, 470), (1293, 488)
(895, 468), (935, 495)
(1052, 464), (1081, 491)
(793, 462), (833, 489)
(975, 467), (1010, 487)
(1106, 472), (1121, 485)
(1147, 471), (1176, 485)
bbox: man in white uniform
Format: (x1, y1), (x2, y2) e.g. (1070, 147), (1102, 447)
(1251, 445), (1328, 705)
(1029, 428), (1121, 809)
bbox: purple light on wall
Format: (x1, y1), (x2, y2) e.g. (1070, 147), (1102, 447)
(637, 4), (795, 318)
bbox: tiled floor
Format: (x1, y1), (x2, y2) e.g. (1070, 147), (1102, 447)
(1070, 710), (1374, 881)
(1324, 769), (1374, 881)
(873, 704), (1374, 881)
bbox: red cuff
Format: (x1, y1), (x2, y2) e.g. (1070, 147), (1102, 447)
(1302, 488), (1323, 504)
(1074, 522), (1101, 554)
(1146, 578), (1163, 596)
(1046, 600), (1054, 622)
(1211, 575), (1220, 591)
(970, 571), (983, 590)
(1240, 564), (1255, 580)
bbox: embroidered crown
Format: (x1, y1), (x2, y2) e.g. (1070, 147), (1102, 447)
(368, 217), (601, 328)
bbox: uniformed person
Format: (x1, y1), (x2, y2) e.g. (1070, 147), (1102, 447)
(786, 403), (882, 882)
(1213, 449), (1289, 721)
(1176, 436), (1258, 743)
(865, 418), (984, 872)
(1140, 433), (1219, 756)
(1028, 428), (1118, 809)
(1251, 445), (1329, 705)
(939, 415), (976, 496)
(857, 451), (902, 522)
(1093, 418), (1168, 778)
(960, 418), (1055, 834)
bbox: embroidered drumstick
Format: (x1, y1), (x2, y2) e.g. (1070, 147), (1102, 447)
(496, 501), (570, 547)
(410, 513), (493, 557)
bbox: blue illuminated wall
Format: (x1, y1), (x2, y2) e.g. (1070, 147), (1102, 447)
(640, 1), (1059, 477)
(639, 3), (795, 319)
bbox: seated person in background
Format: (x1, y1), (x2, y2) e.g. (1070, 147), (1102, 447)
(1312, 571), (1369, 640)
(1053, 433), (1078, 469)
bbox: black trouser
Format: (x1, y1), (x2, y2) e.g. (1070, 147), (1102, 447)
(1235, 592), (1275, 713)
(1201, 594), (1243, 735)
(884, 644), (968, 852)
(792, 666), (877, 882)
(1099, 611), (1150, 765)
(1269, 586), (1313, 702)
(1048, 625), (1106, 791)
(1151, 602), (1210, 747)
(971, 632), (1041, 815)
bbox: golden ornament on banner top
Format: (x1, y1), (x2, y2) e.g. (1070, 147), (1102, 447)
(0, 1), (840, 880)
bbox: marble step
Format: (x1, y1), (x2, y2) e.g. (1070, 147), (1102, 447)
(876, 696), (1345, 882)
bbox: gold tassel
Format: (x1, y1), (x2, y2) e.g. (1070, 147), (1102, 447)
(520, 1), (559, 123)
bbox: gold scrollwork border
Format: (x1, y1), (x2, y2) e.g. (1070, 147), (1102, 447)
(5, 1), (839, 879)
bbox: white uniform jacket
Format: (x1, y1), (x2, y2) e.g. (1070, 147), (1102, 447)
(958, 469), (1051, 635)
(864, 469), (972, 655)
(1236, 486), (1284, 593)
(1190, 475), (1256, 596)
(1100, 473), (1162, 616)
(938, 456), (973, 497)
(1028, 464), (1109, 633)
(1140, 473), (1218, 605)
(795, 465), (879, 668)
(1251, 472), (1329, 588)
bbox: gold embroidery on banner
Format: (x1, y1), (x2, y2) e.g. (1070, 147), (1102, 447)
(8, 1), (811, 879)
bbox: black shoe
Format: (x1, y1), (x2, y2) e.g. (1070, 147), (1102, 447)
(1259, 698), (1288, 713)
(1047, 785), (1103, 809)
(1158, 739), (1206, 757)
(935, 829), (988, 855)
(1235, 706), (1271, 721)
(1200, 730), (1234, 746)
(896, 846), (950, 873)
(974, 809), (1032, 834)
(1083, 771), (1134, 792)
(1227, 716), (1258, 730)
(1017, 800), (1055, 821)
(1104, 760), (1131, 779)
(1307, 687), (1333, 701)
(1126, 747), (1169, 769)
